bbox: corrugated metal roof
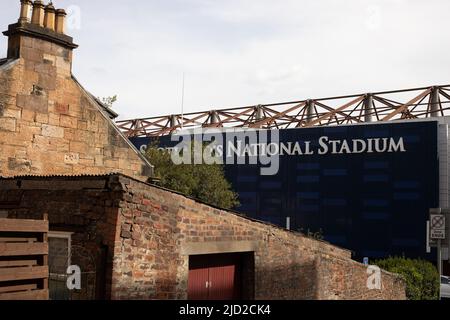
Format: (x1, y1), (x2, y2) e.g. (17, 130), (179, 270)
(0, 58), (17, 70)
(0, 172), (120, 180)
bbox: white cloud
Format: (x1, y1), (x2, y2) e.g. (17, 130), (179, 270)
(0, 0), (449, 119)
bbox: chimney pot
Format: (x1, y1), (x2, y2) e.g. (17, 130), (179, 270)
(5, 1), (78, 60)
(44, 3), (56, 31)
(55, 9), (67, 34)
(31, 0), (45, 27)
(19, 0), (32, 23)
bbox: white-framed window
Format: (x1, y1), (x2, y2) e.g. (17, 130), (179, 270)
(48, 231), (73, 300)
(48, 231), (73, 273)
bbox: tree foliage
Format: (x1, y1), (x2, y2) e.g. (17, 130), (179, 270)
(99, 95), (117, 109)
(145, 142), (240, 210)
(374, 256), (439, 300)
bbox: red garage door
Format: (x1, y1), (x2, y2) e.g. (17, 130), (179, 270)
(188, 253), (242, 300)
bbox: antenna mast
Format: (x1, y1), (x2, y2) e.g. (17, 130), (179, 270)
(181, 72), (185, 130)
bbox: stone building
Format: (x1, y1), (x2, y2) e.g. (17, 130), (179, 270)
(0, 1), (406, 300)
(0, 0), (153, 180)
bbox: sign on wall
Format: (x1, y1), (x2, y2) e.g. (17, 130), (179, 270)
(430, 214), (446, 239)
(428, 209), (450, 248)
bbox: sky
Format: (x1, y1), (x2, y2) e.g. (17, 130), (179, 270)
(1, 0), (450, 120)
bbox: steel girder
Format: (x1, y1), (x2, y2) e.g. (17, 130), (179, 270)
(116, 85), (450, 138)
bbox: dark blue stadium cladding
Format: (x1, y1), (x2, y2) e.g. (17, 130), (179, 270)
(131, 121), (439, 260)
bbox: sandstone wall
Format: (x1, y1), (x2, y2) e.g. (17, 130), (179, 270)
(0, 32), (152, 180)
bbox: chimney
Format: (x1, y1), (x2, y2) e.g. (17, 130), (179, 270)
(55, 9), (66, 34)
(19, 0), (32, 23)
(3, 1), (78, 62)
(31, 0), (45, 27)
(43, 2), (55, 31)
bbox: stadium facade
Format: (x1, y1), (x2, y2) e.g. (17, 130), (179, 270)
(119, 85), (450, 267)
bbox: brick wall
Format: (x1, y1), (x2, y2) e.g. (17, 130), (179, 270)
(0, 24), (152, 180)
(0, 174), (405, 300)
(0, 176), (122, 299)
(316, 256), (406, 300)
(112, 175), (406, 300)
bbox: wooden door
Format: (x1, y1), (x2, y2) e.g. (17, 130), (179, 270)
(188, 253), (242, 300)
(188, 260), (210, 300)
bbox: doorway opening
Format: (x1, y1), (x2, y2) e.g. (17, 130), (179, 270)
(188, 252), (254, 300)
